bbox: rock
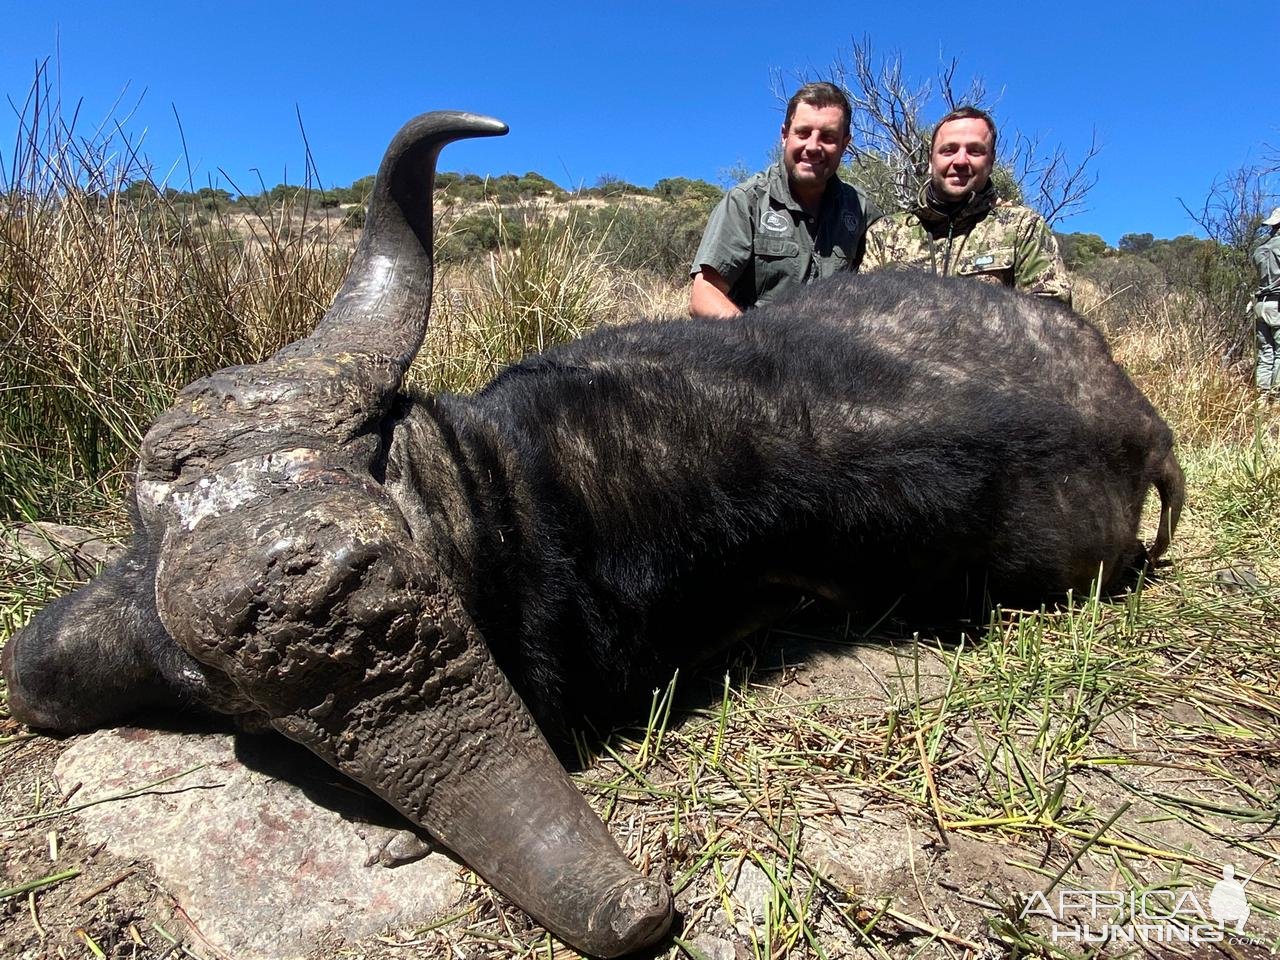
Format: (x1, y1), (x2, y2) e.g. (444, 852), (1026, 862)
(801, 806), (917, 895)
(687, 934), (739, 960)
(5, 522), (124, 581)
(1215, 563), (1266, 595)
(729, 857), (774, 932)
(55, 726), (463, 960)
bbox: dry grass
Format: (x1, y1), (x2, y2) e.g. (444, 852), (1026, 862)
(421, 209), (630, 393)
(0, 87), (354, 523)
(1076, 279), (1263, 448)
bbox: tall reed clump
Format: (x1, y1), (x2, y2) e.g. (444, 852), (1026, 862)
(420, 204), (623, 393)
(0, 76), (355, 524)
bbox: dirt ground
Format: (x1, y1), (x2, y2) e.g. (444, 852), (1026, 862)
(3, 617), (1277, 960)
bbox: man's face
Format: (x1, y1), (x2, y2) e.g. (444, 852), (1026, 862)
(930, 117), (995, 200)
(781, 102), (850, 192)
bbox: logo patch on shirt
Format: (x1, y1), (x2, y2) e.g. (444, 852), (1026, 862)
(761, 210), (790, 234)
(973, 255), (995, 267)
(842, 212), (859, 231)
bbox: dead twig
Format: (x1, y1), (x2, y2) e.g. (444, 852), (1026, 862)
(75, 868), (137, 906)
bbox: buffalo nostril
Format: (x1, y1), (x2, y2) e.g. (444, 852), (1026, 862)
(589, 875), (673, 956)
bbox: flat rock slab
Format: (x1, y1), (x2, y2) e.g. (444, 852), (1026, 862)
(55, 726), (464, 960)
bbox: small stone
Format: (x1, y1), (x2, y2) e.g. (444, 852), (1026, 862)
(730, 858), (774, 930)
(371, 829), (435, 867)
(688, 933), (738, 960)
(1215, 563), (1265, 594)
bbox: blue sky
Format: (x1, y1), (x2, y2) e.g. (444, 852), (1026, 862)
(3, 1), (1275, 244)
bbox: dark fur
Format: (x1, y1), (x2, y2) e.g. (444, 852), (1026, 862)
(381, 270), (1179, 743)
(5, 270), (1181, 743)
(1, 517), (206, 731)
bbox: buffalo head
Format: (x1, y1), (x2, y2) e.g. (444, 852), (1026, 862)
(3, 112), (673, 957)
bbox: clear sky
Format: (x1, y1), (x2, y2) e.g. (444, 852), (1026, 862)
(3, 0), (1275, 244)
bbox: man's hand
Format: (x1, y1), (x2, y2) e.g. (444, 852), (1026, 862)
(690, 267), (743, 319)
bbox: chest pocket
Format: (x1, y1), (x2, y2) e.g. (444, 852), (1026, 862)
(957, 249), (1015, 286)
(757, 237), (800, 259)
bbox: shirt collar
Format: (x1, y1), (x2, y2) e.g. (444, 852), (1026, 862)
(913, 179), (998, 231)
(768, 159), (844, 216)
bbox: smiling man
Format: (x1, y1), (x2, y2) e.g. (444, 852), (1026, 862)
(689, 82), (879, 318)
(862, 106), (1072, 304)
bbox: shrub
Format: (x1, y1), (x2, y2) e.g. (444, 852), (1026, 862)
(653, 177), (721, 203)
(1079, 234), (1254, 365)
(1056, 232), (1109, 270)
(437, 207), (528, 263)
(577, 197), (718, 282)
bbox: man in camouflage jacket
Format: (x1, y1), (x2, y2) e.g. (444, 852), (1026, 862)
(1252, 207), (1280, 395)
(862, 107), (1072, 305)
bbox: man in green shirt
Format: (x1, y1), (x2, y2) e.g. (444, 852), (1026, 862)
(861, 106), (1072, 305)
(689, 83), (879, 318)
(1253, 207), (1280, 396)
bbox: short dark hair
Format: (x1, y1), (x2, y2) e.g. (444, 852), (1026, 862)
(783, 82), (852, 137)
(930, 106), (997, 154)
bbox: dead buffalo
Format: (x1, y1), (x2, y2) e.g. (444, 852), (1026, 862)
(1, 111), (1183, 957)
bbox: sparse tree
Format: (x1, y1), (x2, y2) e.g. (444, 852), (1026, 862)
(653, 177), (721, 203)
(591, 174), (645, 199)
(1118, 232), (1155, 254)
(717, 160), (752, 189)
(195, 186), (233, 212)
(1056, 231), (1109, 269)
(1179, 162), (1279, 256)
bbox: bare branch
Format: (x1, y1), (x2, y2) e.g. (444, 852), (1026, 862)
(1178, 164), (1278, 253)
(1034, 132), (1102, 227)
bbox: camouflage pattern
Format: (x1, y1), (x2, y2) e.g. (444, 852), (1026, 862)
(1252, 232), (1280, 391)
(862, 183), (1072, 305)
(691, 161), (879, 311)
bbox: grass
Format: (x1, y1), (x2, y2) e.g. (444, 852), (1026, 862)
(423, 205), (629, 393)
(549, 550), (1279, 956)
(0, 73), (354, 524)
(2, 90), (1279, 958)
